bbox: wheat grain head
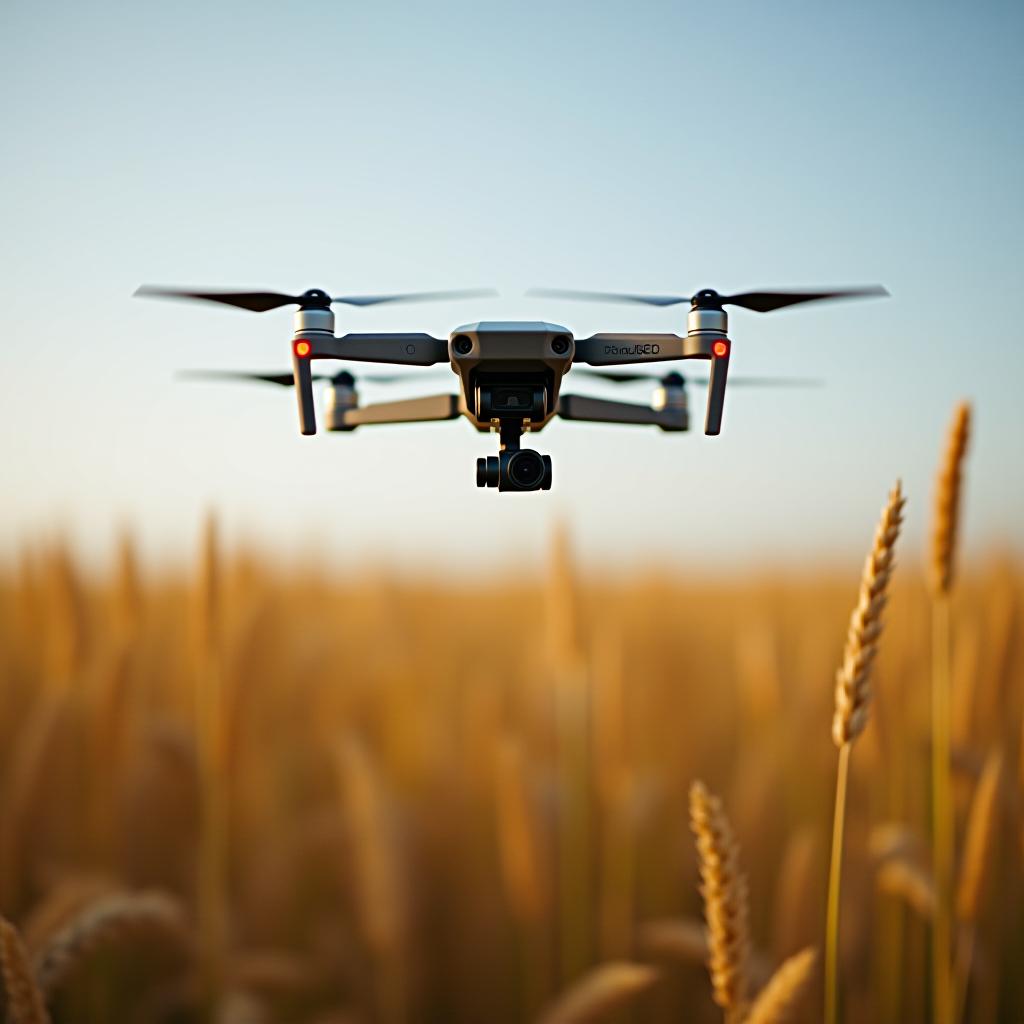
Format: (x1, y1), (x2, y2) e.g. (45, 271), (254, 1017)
(689, 780), (752, 1021)
(32, 890), (189, 999)
(536, 962), (658, 1024)
(0, 917), (50, 1024)
(832, 481), (905, 747)
(929, 402), (971, 597)
(876, 857), (936, 920)
(746, 947), (817, 1024)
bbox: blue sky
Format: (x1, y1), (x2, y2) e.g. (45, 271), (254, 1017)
(1, 0), (1021, 571)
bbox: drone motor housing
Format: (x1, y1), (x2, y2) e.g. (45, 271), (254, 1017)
(324, 373), (358, 432)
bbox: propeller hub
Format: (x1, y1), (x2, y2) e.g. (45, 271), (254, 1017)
(691, 289), (723, 310)
(299, 288), (332, 310)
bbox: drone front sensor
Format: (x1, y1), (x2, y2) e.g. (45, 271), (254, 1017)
(137, 280), (886, 492)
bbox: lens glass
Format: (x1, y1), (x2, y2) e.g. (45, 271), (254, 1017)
(507, 450), (543, 488)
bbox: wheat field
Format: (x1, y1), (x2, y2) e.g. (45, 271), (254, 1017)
(0, 450), (1020, 1022)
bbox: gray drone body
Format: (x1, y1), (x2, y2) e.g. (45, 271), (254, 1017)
(137, 281), (887, 492)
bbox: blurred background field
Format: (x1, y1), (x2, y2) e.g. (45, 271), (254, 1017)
(0, 525), (1019, 1022)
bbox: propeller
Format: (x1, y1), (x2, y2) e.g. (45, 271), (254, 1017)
(137, 285), (497, 313)
(178, 369), (440, 387)
(572, 368), (823, 388)
(528, 285), (888, 313)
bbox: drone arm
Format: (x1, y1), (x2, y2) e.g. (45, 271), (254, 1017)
(557, 394), (686, 432)
(292, 350), (317, 435)
(305, 333), (449, 366)
(704, 341), (730, 435)
(342, 393), (460, 427)
(291, 334), (449, 434)
(573, 333), (709, 366)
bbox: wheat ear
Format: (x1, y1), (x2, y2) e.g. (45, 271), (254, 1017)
(876, 857), (936, 920)
(832, 481), (906, 747)
(0, 917), (50, 1024)
(929, 401), (971, 1024)
(746, 948), (817, 1024)
(826, 482), (905, 1024)
(929, 401), (971, 597)
(32, 891), (188, 998)
(536, 962), (658, 1024)
(689, 780), (751, 1023)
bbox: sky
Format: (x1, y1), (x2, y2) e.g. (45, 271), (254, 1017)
(1, 0), (1022, 573)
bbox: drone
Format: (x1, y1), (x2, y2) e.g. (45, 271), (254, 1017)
(135, 282), (888, 492)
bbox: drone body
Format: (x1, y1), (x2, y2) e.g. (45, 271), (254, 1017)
(137, 282), (887, 492)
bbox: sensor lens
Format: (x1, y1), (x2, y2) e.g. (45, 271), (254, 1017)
(507, 450), (545, 489)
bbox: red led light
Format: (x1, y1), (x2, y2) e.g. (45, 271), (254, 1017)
(713, 339), (729, 358)
(294, 340), (311, 357)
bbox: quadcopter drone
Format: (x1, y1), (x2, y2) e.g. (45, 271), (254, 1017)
(136, 282), (887, 492)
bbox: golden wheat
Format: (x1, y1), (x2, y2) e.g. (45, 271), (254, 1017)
(929, 402), (971, 597)
(32, 890), (189, 998)
(825, 481), (906, 1024)
(832, 481), (906, 747)
(954, 750), (1004, 1021)
(0, 512), (1018, 1023)
(956, 750), (1003, 923)
(746, 947), (817, 1024)
(876, 857), (936, 920)
(929, 401), (972, 1024)
(689, 780), (751, 1023)
(536, 962), (658, 1024)
(0, 917), (50, 1024)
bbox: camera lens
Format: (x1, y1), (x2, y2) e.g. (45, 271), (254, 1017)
(453, 335), (473, 355)
(507, 449), (545, 489)
(551, 335), (570, 355)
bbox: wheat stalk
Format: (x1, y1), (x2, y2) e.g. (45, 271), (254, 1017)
(32, 890), (189, 998)
(535, 962), (658, 1024)
(826, 482), (905, 1024)
(689, 780), (751, 1023)
(929, 401), (971, 1024)
(746, 948), (817, 1024)
(0, 917), (50, 1024)
(954, 750), (1003, 1022)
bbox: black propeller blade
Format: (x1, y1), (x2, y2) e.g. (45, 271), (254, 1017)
(572, 368), (823, 388)
(528, 287), (688, 307)
(136, 285), (497, 312)
(719, 287), (889, 313)
(178, 369), (434, 387)
(528, 285), (888, 312)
